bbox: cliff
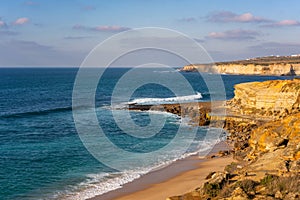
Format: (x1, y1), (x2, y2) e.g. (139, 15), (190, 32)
(248, 112), (300, 169)
(167, 79), (300, 200)
(181, 55), (300, 75)
(228, 79), (300, 117)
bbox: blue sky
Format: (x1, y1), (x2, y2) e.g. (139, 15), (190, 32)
(1, 0), (300, 66)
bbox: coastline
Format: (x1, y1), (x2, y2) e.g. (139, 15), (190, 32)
(90, 79), (300, 200)
(89, 142), (232, 200)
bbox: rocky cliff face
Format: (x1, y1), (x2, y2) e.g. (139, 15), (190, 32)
(216, 63), (300, 75)
(167, 79), (300, 200)
(228, 79), (300, 118)
(248, 112), (300, 162)
(181, 63), (300, 76)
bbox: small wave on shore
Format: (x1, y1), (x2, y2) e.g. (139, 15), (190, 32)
(51, 126), (225, 200)
(128, 92), (202, 105)
(59, 170), (145, 200)
(55, 151), (208, 200)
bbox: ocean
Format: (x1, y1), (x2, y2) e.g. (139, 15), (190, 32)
(0, 68), (290, 200)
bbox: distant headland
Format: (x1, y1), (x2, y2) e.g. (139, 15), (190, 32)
(181, 55), (300, 76)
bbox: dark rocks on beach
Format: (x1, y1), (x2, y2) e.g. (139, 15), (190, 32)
(218, 150), (230, 157)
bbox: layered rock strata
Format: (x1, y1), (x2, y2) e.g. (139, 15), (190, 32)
(181, 56), (300, 75)
(165, 79), (300, 200)
(182, 63), (300, 76)
(228, 79), (300, 118)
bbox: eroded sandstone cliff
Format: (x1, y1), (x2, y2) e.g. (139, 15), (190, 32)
(181, 56), (300, 75)
(228, 79), (300, 118)
(182, 63), (300, 76)
(167, 79), (300, 200)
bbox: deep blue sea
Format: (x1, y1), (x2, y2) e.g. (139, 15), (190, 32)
(0, 68), (290, 200)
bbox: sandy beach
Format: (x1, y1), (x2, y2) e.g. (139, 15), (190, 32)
(115, 157), (233, 200)
(90, 142), (233, 200)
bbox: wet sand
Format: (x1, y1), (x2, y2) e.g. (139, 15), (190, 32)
(89, 142), (233, 200)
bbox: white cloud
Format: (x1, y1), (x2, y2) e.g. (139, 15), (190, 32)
(73, 24), (131, 32)
(13, 17), (30, 25)
(207, 11), (271, 23)
(0, 20), (6, 27)
(93, 26), (130, 32)
(262, 19), (300, 27)
(207, 29), (260, 40)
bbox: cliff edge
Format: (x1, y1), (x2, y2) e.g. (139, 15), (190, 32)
(167, 79), (300, 200)
(181, 55), (300, 76)
(228, 79), (300, 117)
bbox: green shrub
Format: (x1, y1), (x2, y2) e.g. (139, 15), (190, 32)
(260, 174), (276, 185)
(203, 182), (222, 197)
(218, 183), (236, 198)
(259, 175), (300, 197)
(268, 175), (300, 194)
(236, 179), (258, 194)
(225, 162), (238, 174)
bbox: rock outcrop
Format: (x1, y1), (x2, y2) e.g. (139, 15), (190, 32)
(228, 79), (300, 118)
(129, 102), (217, 126)
(167, 79), (300, 200)
(248, 112), (300, 170)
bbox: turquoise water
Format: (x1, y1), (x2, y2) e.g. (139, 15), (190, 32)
(0, 68), (289, 199)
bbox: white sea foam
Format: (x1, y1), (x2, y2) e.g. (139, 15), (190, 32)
(61, 170), (146, 200)
(128, 92), (202, 105)
(52, 110), (223, 200)
(55, 159), (181, 200)
(59, 159), (181, 199)
(53, 134), (221, 200)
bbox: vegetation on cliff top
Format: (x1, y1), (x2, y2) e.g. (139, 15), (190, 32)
(189, 55), (300, 66)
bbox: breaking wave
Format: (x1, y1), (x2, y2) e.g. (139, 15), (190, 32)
(128, 92), (202, 105)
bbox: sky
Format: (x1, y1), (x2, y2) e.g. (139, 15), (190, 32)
(1, 0), (300, 67)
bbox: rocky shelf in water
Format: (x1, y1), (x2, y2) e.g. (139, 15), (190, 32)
(128, 101), (219, 126)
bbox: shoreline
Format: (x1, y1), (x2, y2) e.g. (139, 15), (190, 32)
(89, 142), (232, 200)
(88, 79), (300, 200)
